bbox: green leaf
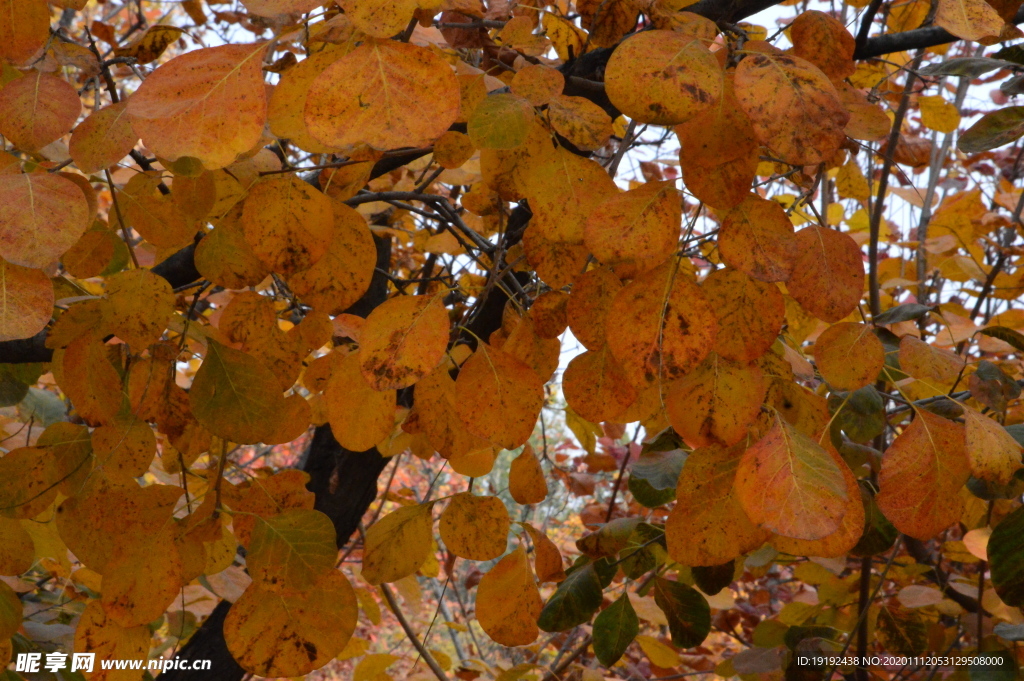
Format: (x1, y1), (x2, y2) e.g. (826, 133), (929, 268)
(247, 509), (339, 590)
(467, 93), (531, 150)
(593, 593), (640, 667)
(537, 562), (603, 632)
(619, 522), (665, 579)
(873, 303), (933, 325)
(850, 483), (898, 557)
(652, 577), (710, 648)
(919, 57), (1017, 77)
(189, 339), (286, 444)
(692, 561), (734, 596)
(979, 326), (1024, 353)
(629, 446), (687, 507)
(990, 504), (1024, 607)
(829, 385), (885, 444)
(959, 108), (1024, 153)
(992, 45), (1024, 64)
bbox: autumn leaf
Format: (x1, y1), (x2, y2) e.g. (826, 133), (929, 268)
(876, 410), (970, 540)
(0, 71), (81, 151)
(735, 415), (850, 540)
(359, 294), (450, 390)
(475, 546), (542, 646)
(438, 493), (510, 561)
(812, 322), (885, 390)
(361, 503), (433, 585)
(0, 173), (91, 269)
(127, 42), (269, 169)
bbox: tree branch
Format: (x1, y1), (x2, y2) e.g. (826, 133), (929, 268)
(380, 581), (451, 681)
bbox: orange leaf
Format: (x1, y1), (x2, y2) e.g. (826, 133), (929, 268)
(242, 175), (336, 274)
(454, 342), (545, 450)
(566, 266), (622, 351)
(0, 259), (53, 342)
(606, 259), (717, 388)
(584, 181), (681, 270)
(789, 10), (856, 82)
(812, 322), (885, 390)
(787, 226), (864, 323)
(562, 346), (637, 424)
(876, 410), (970, 540)
(0, 71), (80, 151)
(509, 444), (548, 505)
(521, 522), (566, 582)
(719, 194), (797, 283)
(735, 415), (849, 540)
(734, 52), (849, 164)
(964, 408), (1022, 486)
(898, 335), (965, 387)
(0, 172), (91, 268)
(69, 102), (139, 174)
(666, 444), (771, 566)
(127, 42), (269, 169)
(935, 0), (1004, 40)
(475, 546), (542, 646)
(666, 353), (767, 448)
(703, 268), (785, 362)
(325, 350), (395, 452)
(103, 268), (175, 350)
(0, 0), (49, 65)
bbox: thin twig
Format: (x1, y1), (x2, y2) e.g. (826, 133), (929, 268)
(379, 581), (450, 681)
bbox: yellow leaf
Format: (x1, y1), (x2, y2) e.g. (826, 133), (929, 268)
(666, 353), (766, 448)
(511, 63), (565, 106)
(59, 337), (124, 426)
(0, 172), (90, 268)
(127, 42), (269, 169)
(243, 0), (321, 16)
(584, 181), (680, 270)
(546, 94), (613, 151)
(408, 364), (491, 459)
(935, 0), (1004, 40)
(104, 268), (175, 350)
(876, 410), (970, 539)
(353, 653), (400, 681)
(439, 493), (510, 560)
(605, 29), (721, 125)
(468, 93), (535, 149)
(73, 600), (149, 681)
(675, 74), (758, 168)
(0, 517), (33, 575)
(268, 48), (348, 155)
(735, 415), (849, 540)
(306, 39), (459, 150)
(666, 443), (770, 566)
(242, 175), (337, 275)
(359, 294), (449, 390)
(919, 95), (961, 134)
(325, 350), (395, 452)
(636, 634), (680, 668)
(224, 570), (358, 677)
(964, 408), (1023, 485)
(812, 322), (885, 390)
(734, 52), (849, 165)
(189, 339), (287, 444)
(476, 546), (542, 646)
(509, 444), (548, 505)
(340, 0), (417, 37)
(362, 503), (433, 585)
(113, 25), (185, 65)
